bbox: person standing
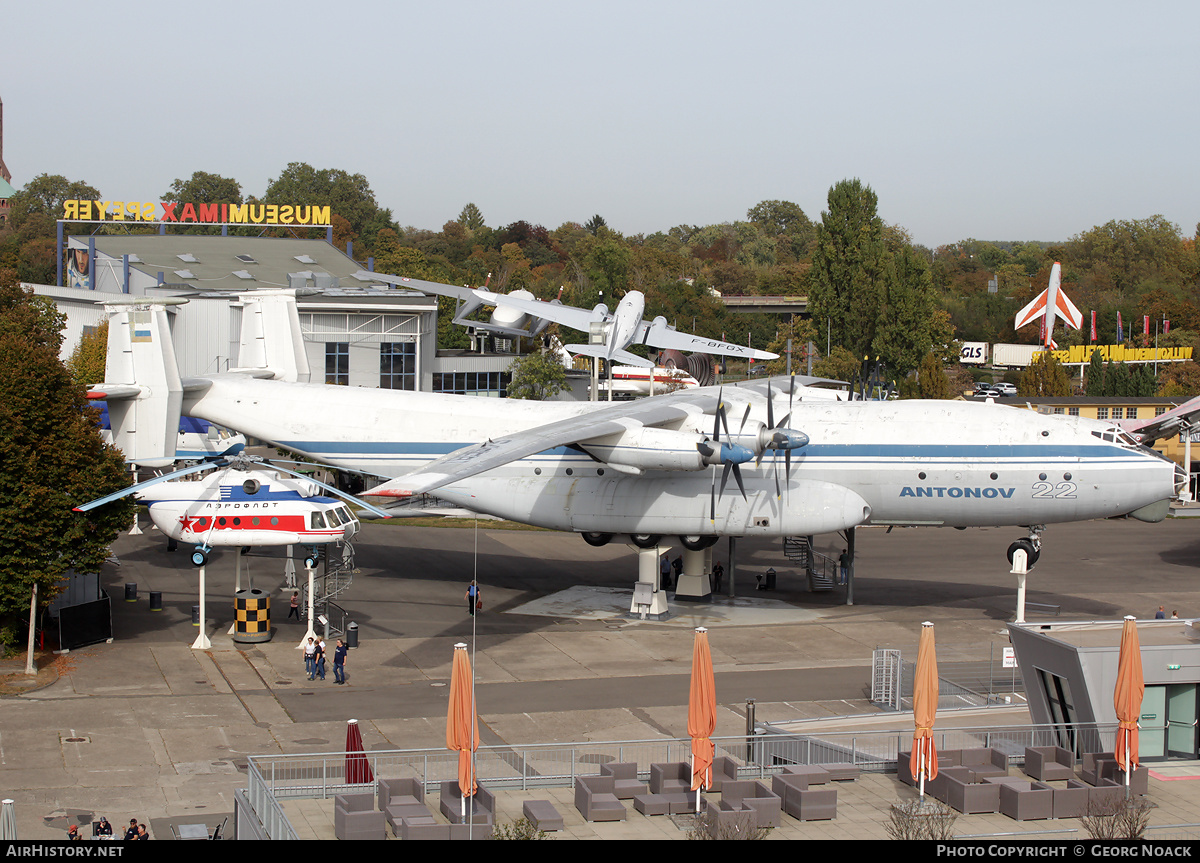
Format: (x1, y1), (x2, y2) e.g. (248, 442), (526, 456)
(839, 549), (850, 586)
(315, 636), (327, 681)
(712, 561), (724, 593)
(1156, 606), (1167, 619)
(660, 553), (672, 590)
(287, 591), (300, 621)
(333, 638), (348, 685)
(304, 636), (317, 679)
(465, 580), (480, 616)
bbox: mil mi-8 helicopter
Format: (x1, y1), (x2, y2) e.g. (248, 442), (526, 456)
(74, 448), (392, 567)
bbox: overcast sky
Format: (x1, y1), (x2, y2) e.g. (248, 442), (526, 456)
(6, 1), (1197, 248)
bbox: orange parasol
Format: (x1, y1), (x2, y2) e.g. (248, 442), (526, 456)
(688, 627), (717, 795)
(447, 643), (479, 800)
(1114, 615), (1144, 780)
(345, 718), (373, 785)
(911, 621), (939, 796)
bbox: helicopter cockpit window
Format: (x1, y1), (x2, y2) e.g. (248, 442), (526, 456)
(310, 511), (327, 529)
(338, 506), (356, 524)
(325, 508), (342, 527)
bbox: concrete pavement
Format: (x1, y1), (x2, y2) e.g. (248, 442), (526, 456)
(4, 517), (1200, 839)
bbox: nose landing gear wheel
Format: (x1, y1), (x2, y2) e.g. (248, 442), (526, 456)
(1007, 539), (1040, 568)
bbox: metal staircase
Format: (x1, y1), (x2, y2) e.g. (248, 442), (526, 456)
(299, 541), (357, 633)
(782, 535), (837, 592)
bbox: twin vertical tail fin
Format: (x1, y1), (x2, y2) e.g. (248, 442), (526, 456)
(229, 289), (310, 383)
(88, 290), (310, 467)
(89, 298), (187, 468)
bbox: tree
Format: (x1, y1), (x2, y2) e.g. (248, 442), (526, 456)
(163, 171), (242, 205)
(505, 350), (570, 401)
(1019, 352), (1072, 397)
(262, 162), (394, 245)
(917, 352), (951, 399)
(0, 272), (132, 646)
(66, 321), (108, 390)
(584, 214), (607, 236)
(456, 203), (486, 233)
(809, 179), (886, 360)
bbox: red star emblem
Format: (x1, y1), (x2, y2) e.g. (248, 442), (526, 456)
(179, 513), (200, 533)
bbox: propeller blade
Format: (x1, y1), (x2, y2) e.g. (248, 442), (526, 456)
(74, 461), (224, 512)
(265, 462), (394, 519)
(710, 465), (718, 522)
(766, 381), (775, 430)
(731, 463), (747, 501)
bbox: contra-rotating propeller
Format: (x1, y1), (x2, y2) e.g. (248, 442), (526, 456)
(756, 377), (810, 499)
(698, 388), (753, 522)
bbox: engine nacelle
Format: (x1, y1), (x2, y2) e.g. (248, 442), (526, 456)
(581, 427), (744, 471)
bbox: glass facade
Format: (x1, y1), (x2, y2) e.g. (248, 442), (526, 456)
(325, 342), (349, 385)
(433, 371), (511, 397)
(380, 342), (417, 390)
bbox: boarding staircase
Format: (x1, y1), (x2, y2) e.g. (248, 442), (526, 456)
(782, 536), (838, 592)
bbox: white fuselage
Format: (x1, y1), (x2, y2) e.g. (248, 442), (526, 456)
(137, 470), (360, 546)
(183, 377), (1178, 538)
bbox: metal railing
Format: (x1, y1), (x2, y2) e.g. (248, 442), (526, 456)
(240, 722), (1124, 838)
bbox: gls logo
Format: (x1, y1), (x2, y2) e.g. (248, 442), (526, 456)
(961, 345), (986, 360)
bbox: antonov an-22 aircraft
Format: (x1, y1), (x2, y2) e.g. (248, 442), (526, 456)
(88, 290), (1183, 566)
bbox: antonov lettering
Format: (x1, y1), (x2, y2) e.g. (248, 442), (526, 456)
(900, 487), (1015, 499)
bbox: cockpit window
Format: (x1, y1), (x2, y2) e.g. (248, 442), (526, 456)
(325, 507), (342, 527)
(310, 511), (327, 529)
(338, 506), (356, 524)
(1092, 427), (1141, 447)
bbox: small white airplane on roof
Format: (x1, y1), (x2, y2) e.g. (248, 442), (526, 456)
(357, 271), (778, 369)
(1014, 262), (1083, 350)
(85, 290), (1182, 572)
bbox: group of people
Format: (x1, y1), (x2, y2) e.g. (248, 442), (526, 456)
(67, 817), (146, 840)
(304, 635), (349, 684)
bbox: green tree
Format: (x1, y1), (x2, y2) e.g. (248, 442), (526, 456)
(809, 179), (886, 360)
(1019, 352), (1072, 397)
(262, 162), (394, 246)
(66, 320), (109, 389)
(506, 350), (570, 400)
(456, 203), (486, 233)
(917, 352), (951, 399)
(163, 171), (242, 204)
(0, 272), (132, 646)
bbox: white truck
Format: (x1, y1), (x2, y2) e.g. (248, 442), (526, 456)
(991, 343), (1041, 369)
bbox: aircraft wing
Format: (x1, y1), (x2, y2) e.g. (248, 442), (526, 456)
(354, 271), (602, 331)
(364, 389), (717, 498)
(634, 317), (778, 360)
(1121, 394), (1200, 445)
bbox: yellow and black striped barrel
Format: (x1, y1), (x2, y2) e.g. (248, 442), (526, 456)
(233, 589), (272, 643)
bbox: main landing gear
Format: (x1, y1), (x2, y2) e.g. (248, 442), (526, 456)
(191, 545), (212, 567)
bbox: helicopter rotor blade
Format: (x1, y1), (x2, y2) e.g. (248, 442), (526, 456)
(73, 461), (225, 512)
(262, 462), (394, 519)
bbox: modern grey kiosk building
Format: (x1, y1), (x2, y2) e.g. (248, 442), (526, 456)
(1008, 618), (1200, 762)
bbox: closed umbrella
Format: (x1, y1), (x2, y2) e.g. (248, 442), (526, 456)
(0, 799), (15, 841)
(447, 642), (479, 815)
(911, 621), (939, 799)
(1114, 615), (1144, 795)
(688, 627), (716, 811)
(345, 719), (372, 785)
